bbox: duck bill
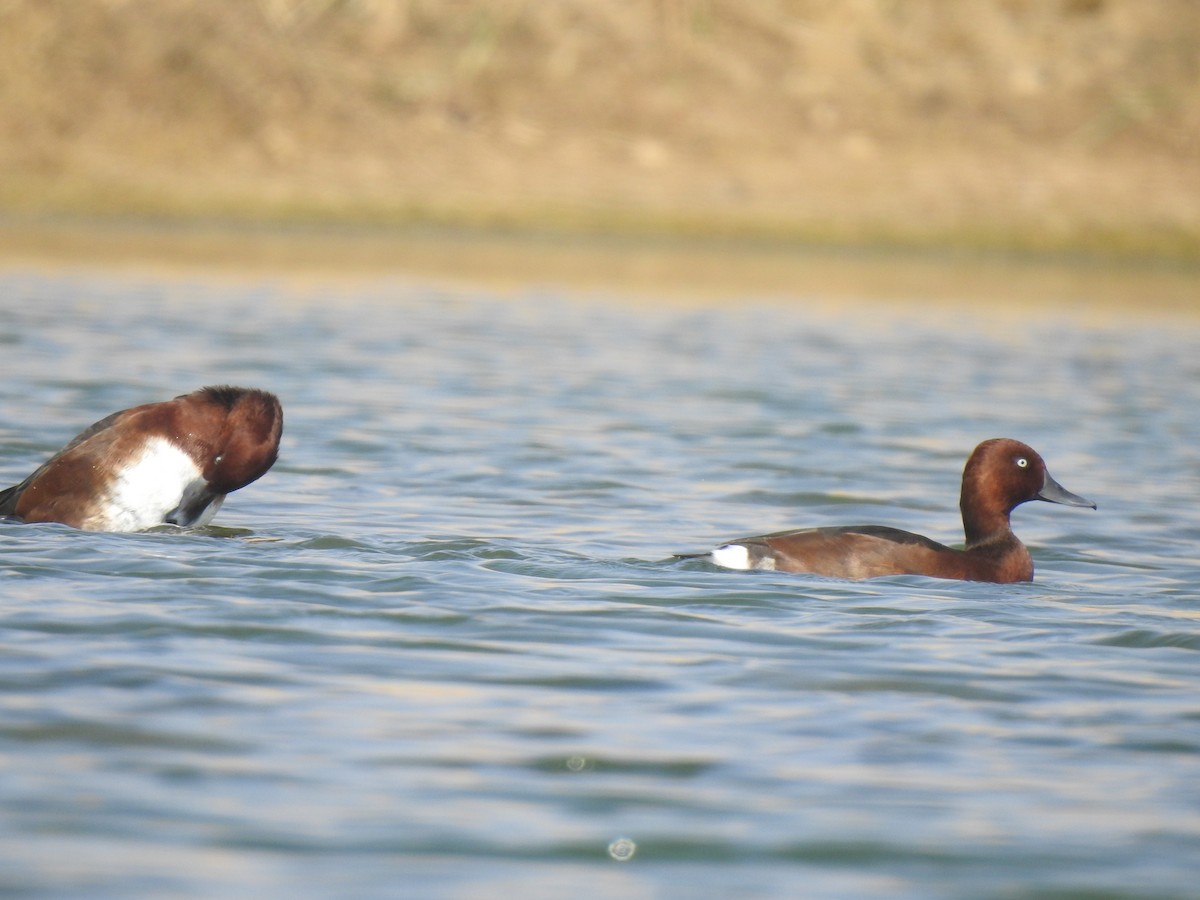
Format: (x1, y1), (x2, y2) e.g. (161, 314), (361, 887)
(1036, 471), (1096, 509)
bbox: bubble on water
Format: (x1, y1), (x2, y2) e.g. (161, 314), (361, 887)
(565, 755), (591, 772)
(607, 837), (636, 862)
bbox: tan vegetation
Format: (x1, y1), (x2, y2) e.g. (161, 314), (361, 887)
(1, 0), (1198, 258)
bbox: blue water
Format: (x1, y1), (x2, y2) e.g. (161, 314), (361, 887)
(1, 261), (1199, 898)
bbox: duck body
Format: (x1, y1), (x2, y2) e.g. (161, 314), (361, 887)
(693, 439), (1095, 584)
(0, 386), (282, 532)
(711, 523), (1037, 583)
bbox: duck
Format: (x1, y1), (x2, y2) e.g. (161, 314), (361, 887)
(0, 386), (282, 532)
(681, 439), (1094, 583)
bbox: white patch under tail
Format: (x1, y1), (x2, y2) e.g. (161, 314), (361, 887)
(711, 543), (776, 571)
(87, 437), (205, 532)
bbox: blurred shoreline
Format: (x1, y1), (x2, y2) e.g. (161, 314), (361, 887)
(3, 1), (1198, 265)
(3, 217), (1196, 322)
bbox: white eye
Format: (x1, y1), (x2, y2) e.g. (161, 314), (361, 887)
(214, 454), (225, 465)
(1016, 457), (1028, 468)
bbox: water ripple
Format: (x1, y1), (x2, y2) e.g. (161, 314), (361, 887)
(0, 270), (1198, 898)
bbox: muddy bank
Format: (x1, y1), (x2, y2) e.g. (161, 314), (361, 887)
(2, 1), (1198, 259)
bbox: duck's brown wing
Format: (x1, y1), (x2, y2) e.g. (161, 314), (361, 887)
(738, 525), (961, 579)
(0, 482), (22, 517)
(0, 409), (133, 522)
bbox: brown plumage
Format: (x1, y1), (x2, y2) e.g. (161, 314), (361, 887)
(0, 386), (282, 531)
(686, 439), (1095, 583)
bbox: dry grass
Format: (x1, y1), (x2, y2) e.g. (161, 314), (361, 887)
(1, 0), (1198, 258)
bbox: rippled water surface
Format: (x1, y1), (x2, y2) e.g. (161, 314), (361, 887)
(1, 256), (1199, 898)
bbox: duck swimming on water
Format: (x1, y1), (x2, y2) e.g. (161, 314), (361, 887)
(0, 386), (282, 532)
(681, 439), (1094, 583)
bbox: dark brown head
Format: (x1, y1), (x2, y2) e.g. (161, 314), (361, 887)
(959, 438), (1094, 546)
(179, 386), (283, 493)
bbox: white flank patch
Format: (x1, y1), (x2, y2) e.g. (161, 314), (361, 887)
(92, 437), (203, 532)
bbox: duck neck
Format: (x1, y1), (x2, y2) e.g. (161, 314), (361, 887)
(960, 487), (1015, 550)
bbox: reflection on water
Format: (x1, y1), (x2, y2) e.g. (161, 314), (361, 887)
(0, 248), (1198, 899)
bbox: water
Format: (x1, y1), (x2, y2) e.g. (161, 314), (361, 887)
(1, 257), (1198, 898)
